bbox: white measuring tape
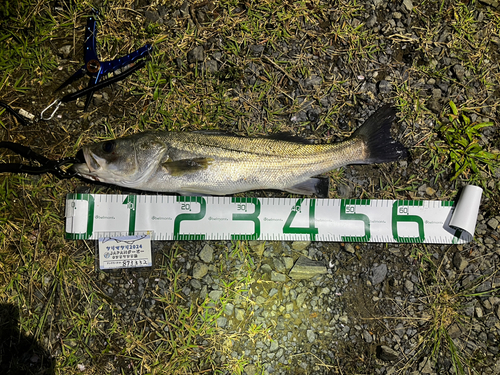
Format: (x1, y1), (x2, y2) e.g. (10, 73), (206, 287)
(65, 185), (482, 244)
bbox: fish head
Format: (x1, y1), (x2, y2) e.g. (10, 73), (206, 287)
(73, 133), (166, 187)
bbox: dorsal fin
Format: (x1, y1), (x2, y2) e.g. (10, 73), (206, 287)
(193, 130), (315, 144)
(266, 132), (315, 144)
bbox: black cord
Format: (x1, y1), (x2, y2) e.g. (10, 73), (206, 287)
(0, 101), (30, 126)
(0, 141), (81, 178)
(1, 144), (81, 178)
(0, 141), (50, 165)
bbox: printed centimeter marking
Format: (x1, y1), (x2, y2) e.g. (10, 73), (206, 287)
(64, 194), (470, 244)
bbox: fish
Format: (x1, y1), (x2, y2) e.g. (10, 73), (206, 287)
(72, 105), (408, 196)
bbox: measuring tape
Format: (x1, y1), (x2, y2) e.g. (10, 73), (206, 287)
(65, 186), (482, 244)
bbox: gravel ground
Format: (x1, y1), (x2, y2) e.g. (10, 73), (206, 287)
(94, 1), (500, 373)
(96, 225), (500, 374)
(2, 0), (500, 374)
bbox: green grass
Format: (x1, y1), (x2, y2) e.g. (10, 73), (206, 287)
(0, 2), (66, 93)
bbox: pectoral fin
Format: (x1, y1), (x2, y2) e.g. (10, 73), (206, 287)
(162, 158), (214, 176)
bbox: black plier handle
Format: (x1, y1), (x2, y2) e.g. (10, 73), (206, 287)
(40, 59), (147, 120)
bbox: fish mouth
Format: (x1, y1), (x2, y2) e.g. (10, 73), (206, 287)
(71, 148), (101, 182)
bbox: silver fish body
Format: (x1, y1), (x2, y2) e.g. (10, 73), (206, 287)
(72, 105), (408, 196)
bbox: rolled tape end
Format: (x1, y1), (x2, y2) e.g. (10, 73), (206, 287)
(449, 185), (483, 238)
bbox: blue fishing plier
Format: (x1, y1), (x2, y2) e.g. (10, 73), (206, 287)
(41, 10), (152, 119)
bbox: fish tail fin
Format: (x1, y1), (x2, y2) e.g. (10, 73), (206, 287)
(351, 104), (408, 164)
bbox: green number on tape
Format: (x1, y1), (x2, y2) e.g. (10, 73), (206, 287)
(123, 195), (137, 235)
(283, 199), (318, 241)
(231, 198), (261, 240)
(392, 201), (425, 243)
(340, 199), (371, 242)
(174, 196), (206, 240)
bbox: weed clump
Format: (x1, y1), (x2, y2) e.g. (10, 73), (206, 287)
(430, 101), (499, 185)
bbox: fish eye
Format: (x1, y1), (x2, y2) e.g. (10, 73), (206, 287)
(102, 140), (116, 153)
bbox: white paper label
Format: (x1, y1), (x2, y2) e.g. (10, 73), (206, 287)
(97, 234), (152, 270)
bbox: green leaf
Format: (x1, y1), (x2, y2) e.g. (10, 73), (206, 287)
(476, 151), (498, 160)
(449, 100), (458, 116)
(471, 121), (493, 131)
(470, 159), (478, 173)
(451, 163), (468, 181)
(466, 143), (481, 153)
